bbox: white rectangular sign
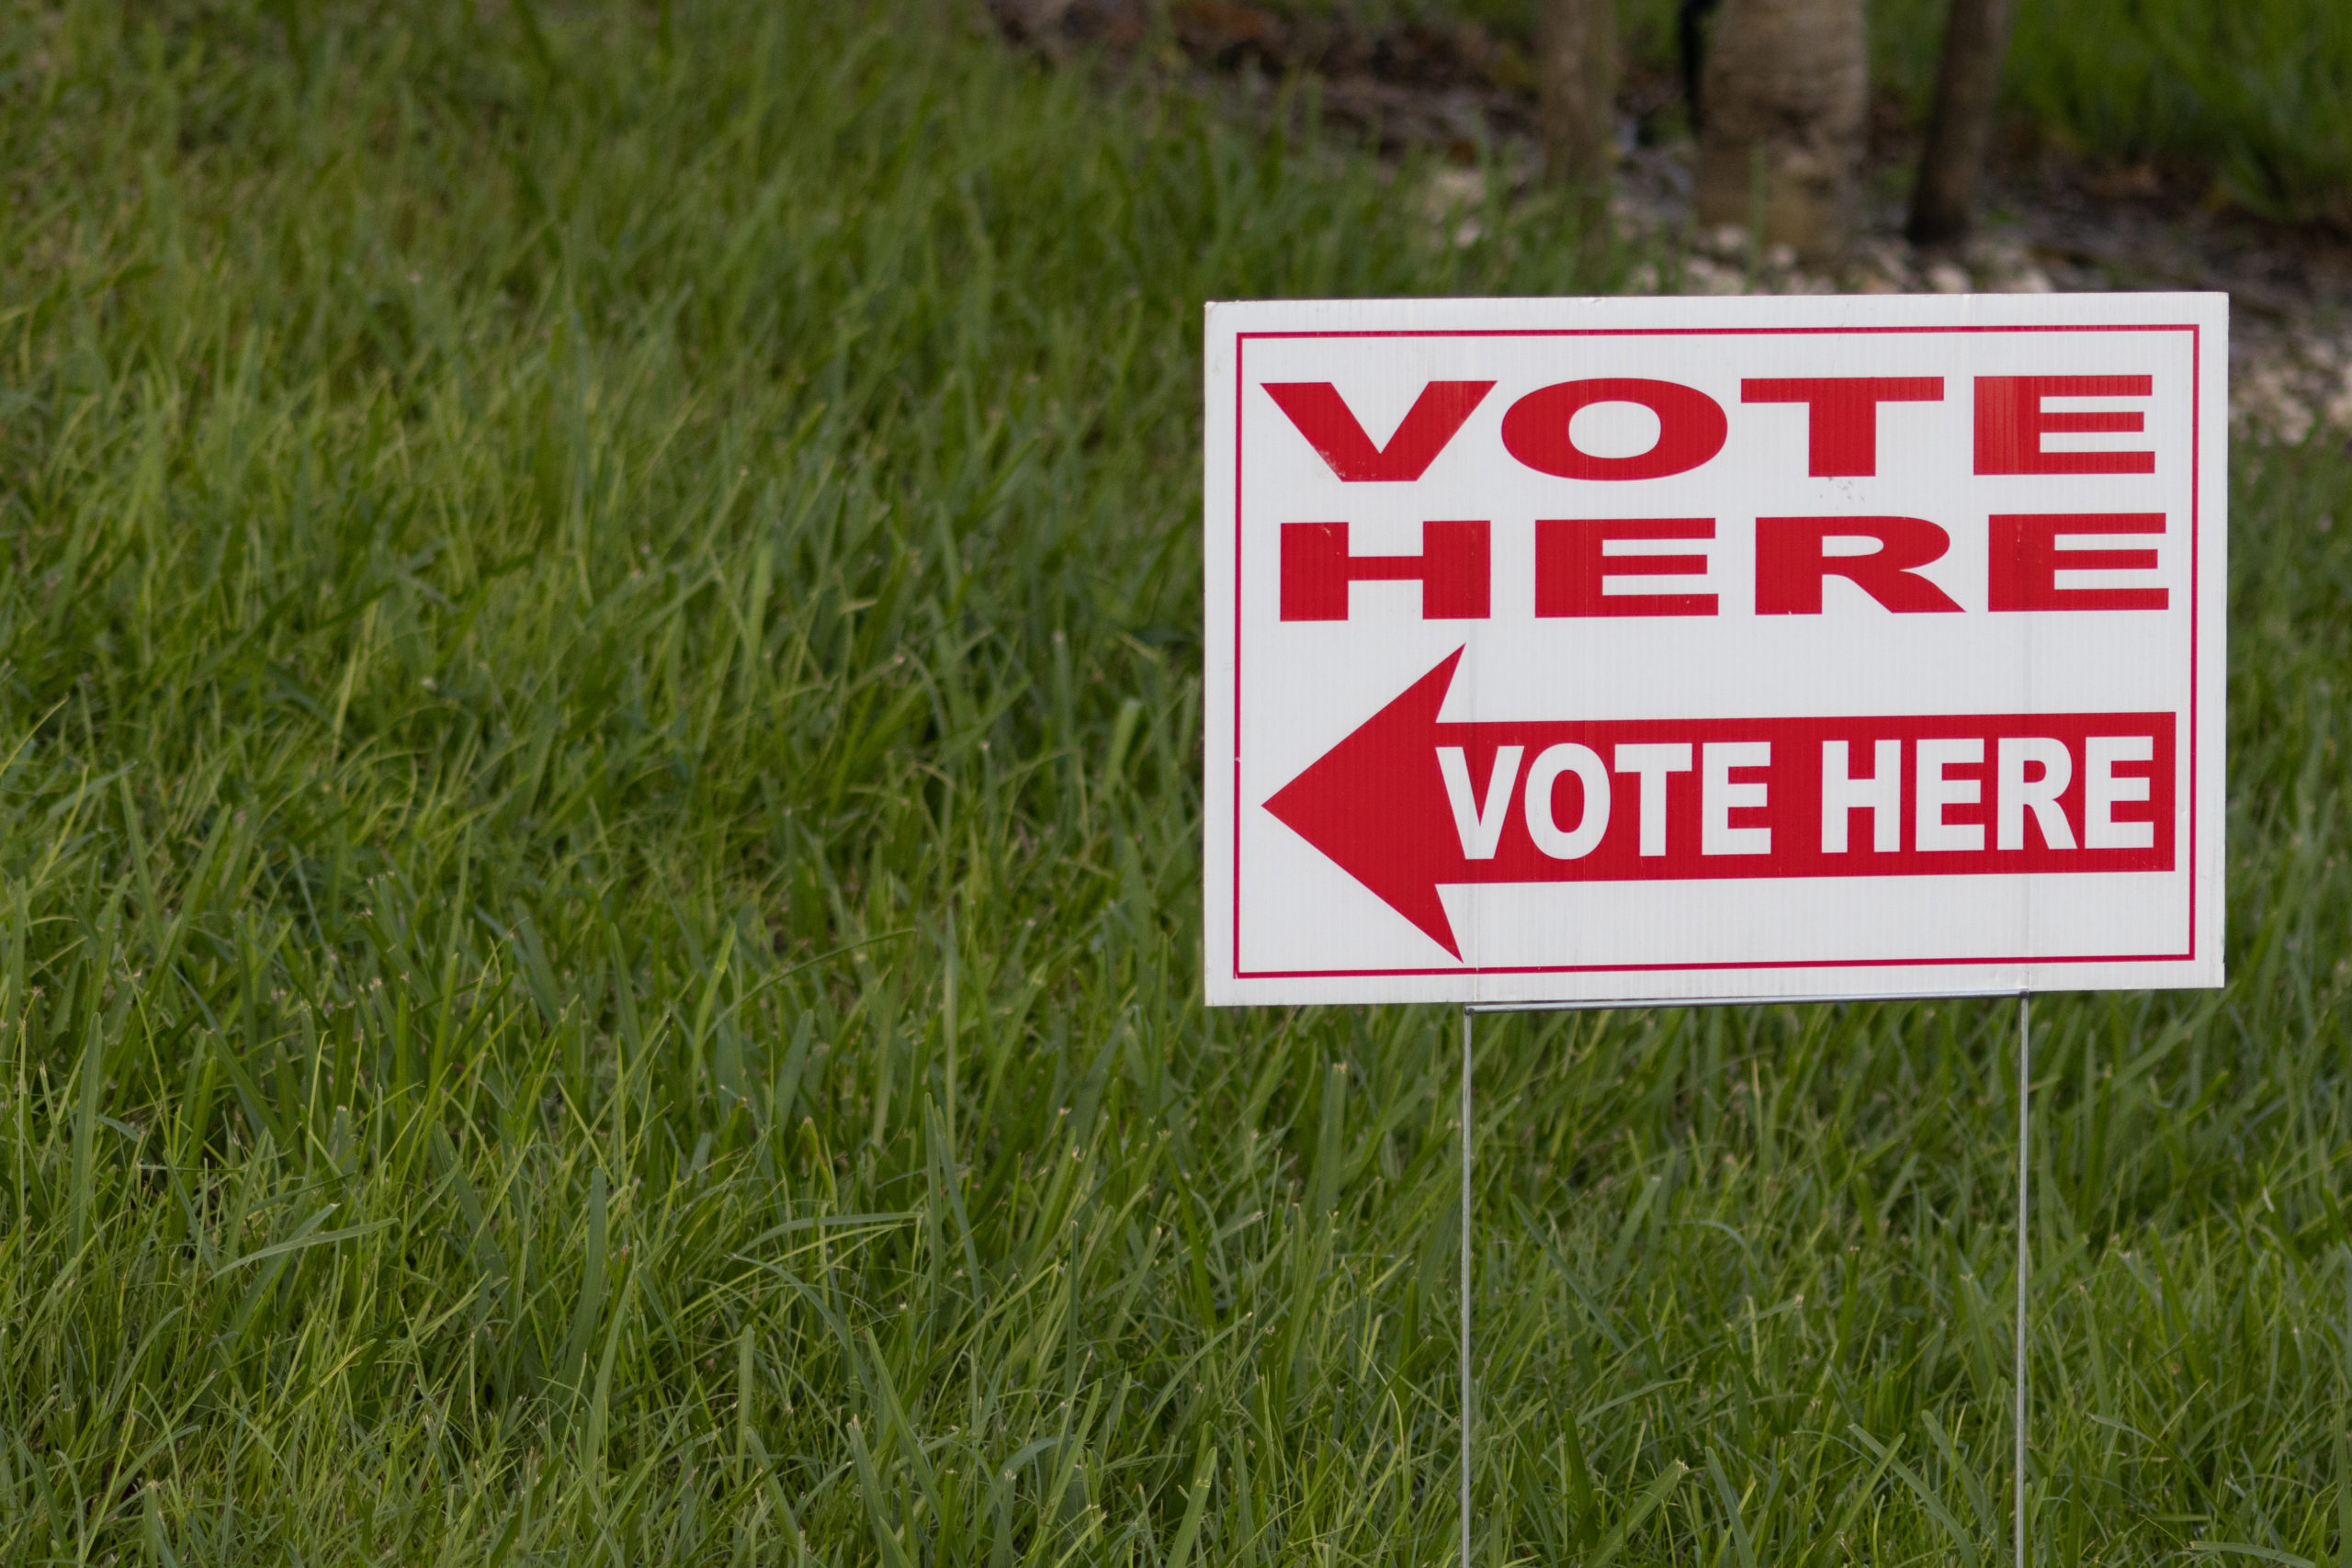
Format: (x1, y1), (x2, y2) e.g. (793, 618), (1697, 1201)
(1204, 292), (2226, 1007)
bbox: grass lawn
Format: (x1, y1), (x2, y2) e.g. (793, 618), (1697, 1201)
(3, 2), (2351, 1562)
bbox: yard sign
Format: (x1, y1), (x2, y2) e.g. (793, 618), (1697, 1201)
(1204, 293), (2227, 1007)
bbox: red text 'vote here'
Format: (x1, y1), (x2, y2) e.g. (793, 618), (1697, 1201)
(1427, 712), (2174, 878)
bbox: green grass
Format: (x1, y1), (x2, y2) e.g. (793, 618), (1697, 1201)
(0, 1), (2350, 1564)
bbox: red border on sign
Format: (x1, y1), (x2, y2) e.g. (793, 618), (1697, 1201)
(1230, 322), (2204, 980)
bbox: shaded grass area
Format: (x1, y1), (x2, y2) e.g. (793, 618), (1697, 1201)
(0, 1), (2350, 1563)
(1872, 0), (2352, 226)
(1328, 0), (2352, 227)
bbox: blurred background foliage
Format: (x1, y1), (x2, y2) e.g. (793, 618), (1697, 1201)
(1255, 0), (2352, 225)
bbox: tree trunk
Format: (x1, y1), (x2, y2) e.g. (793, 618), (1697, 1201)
(1692, 0), (1866, 262)
(1908, 0), (2017, 247)
(1539, 0), (1618, 219)
(1679, 0), (1721, 131)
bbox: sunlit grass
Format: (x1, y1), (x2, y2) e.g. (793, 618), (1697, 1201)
(0, 2), (2347, 1564)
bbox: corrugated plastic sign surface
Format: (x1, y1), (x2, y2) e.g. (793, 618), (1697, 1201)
(1204, 293), (2227, 1007)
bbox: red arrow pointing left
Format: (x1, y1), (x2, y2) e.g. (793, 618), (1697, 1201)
(1261, 651), (2176, 960)
(1261, 650), (1476, 956)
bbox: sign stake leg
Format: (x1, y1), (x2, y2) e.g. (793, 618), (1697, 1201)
(1461, 1005), (1474, 1568)
(2015, 990), (2030, 1568)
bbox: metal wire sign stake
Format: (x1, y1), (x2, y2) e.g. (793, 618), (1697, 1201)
(2016, 993), (2032, 1568)
(1460, 1008), (1474, 1568)
(1203, 292), (2227, 1567)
